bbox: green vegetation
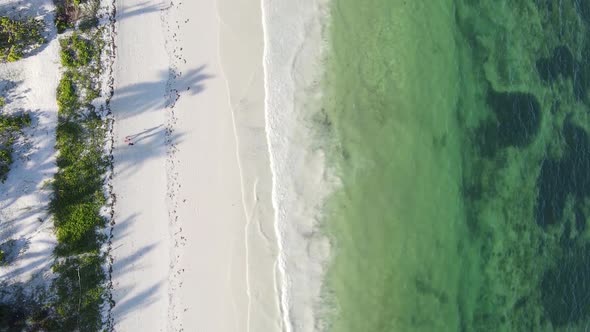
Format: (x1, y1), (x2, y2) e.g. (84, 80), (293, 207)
(52, 115), (106, 257)
(0, 16), (44, 62)
(60, 32), (95, 68)
(56, 72), (78, 117)
(49, 27), (107, 329)
(0, 2), (106, 331)
(0, 112), (31, 182)
(44, 1), (109, 329)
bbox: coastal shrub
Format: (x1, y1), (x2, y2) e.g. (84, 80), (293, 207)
(60, 32), (94, 68)
(0, 16), (44, 62)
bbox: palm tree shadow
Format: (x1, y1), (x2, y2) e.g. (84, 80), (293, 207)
(109, 214), (163, 324)
(116, 1), (164, 22)
(111, 65), (211, 174)
(112, 65), (213, 121)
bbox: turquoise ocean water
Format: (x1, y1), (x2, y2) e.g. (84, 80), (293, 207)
(322, 1), (590, 331)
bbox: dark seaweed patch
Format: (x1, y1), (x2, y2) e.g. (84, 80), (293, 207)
(537, 123), (590, 327)
(563, 121), (590, 196)
(536, 45), (589, 100)
(536, 159), (569, 227)
(541, 244), (590, 327)
(536, 46), (575, 83)
(477, 91), (541, 156)
(536, 122), (590, 228)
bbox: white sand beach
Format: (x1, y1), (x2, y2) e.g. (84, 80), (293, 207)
(110, 0), (281, 330)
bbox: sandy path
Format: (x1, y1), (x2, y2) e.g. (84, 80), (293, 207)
(110, 0), (280, 330)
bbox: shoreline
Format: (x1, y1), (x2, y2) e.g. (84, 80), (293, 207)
(262, 0), (334, 329)
(216, 0), (282, 329)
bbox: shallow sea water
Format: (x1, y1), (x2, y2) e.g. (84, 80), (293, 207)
(321, 0), (590, 331)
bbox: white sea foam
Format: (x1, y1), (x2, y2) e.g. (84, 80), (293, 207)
(261, 0), (334, 330)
